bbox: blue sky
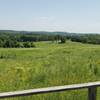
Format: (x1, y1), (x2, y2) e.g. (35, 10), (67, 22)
(0, 0), (100, 33)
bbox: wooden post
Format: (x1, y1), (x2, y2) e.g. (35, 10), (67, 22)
(88, 86), (97, 100)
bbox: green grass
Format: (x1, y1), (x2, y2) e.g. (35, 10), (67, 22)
(0, 41), (100, 100)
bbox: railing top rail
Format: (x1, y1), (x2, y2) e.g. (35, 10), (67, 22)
(0, 81), (100, 98)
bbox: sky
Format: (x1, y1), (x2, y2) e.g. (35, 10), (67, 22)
(0, 0), (100, 33)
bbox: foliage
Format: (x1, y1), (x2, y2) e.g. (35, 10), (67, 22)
(0, 31), (100, 47)
(0, 39), (36, 48)
(60, 36), (66, 43)
(23, 42), (36, 48)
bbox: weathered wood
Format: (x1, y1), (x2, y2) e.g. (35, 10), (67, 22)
(0, 82), (100, 99)
(88, 86), (97, 100)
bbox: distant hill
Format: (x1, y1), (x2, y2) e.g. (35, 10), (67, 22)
(0, 30), (99, 36)
(0, 30), (69, 35)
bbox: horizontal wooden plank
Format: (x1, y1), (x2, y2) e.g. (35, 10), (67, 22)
(0, 81), (100, 98)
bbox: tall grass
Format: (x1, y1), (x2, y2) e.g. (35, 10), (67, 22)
(0, 41), (100, 100)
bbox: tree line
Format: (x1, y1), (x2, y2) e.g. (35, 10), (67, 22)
(0, 33), (36, 48)
(0, 40), (35, 48)
(0, 31), (100, 48)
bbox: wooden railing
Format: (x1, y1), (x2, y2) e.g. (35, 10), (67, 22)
(0, 82), (100, 100)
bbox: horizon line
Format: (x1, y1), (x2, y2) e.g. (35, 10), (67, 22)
(0, 29), (100, 34)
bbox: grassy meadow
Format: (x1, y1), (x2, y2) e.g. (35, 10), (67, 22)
(0, 41), (100, 100)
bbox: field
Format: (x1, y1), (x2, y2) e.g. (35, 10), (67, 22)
(0, 41), (100, 100)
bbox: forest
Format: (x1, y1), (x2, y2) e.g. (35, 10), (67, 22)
(0, 30), (100, 48)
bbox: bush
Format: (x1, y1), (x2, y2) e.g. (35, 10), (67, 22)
(30, 42), (36, 47)
(0, 39), (36, 48)
(23, 42), (36, 48)
(3, 40), (15, 48)
(23, 42), (31, 48)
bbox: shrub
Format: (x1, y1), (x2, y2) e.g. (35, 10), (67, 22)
(23, 42), (36, 48)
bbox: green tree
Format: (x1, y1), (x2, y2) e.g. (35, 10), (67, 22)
(60, 37), (66, 43)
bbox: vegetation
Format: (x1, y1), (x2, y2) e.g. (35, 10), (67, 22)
(0, 39), (36, 48)
(0, 41), (100, 100)
(0, 30), (100, 99)
(0, 30), (100, 48)
(60, 36), (66, 43)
